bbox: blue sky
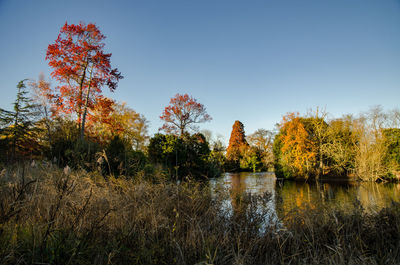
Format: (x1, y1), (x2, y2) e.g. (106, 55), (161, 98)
(0, 0), (399, 143)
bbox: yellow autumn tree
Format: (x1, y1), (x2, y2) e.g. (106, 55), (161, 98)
(278, 112), (317, 178)
(87, 101), (149, 151)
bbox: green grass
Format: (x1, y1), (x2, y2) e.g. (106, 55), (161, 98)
(0, 163), (399, 264)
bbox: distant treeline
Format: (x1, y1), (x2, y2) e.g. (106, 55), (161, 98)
(273, 108), (400, 181)
(1, 80), (399, 182)
(2, 21), (399, 182)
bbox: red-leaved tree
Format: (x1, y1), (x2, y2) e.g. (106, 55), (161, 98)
(160, 94), (211, 136)
(46, 22), (123, 139)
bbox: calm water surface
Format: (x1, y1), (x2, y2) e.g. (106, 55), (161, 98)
(209, 172), (400, 218)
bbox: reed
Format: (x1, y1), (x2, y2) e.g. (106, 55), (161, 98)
(0, 163), (399, 264)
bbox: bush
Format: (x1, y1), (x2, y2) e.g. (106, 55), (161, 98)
(51, 136), (100, 171)
(100, 135), (147, 177)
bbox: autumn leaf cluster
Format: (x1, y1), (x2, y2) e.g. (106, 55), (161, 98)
(160, 93), (211, 136)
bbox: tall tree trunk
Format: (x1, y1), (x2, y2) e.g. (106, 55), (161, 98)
(43, 106), (52, 149)
(80, 87), (91, 140)
(77, 61), (88, 131)
(12, 86), (21, 162)
(80, 65), (93, 140)
(318, 144), (323, 178)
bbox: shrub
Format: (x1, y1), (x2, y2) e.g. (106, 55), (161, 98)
(100, 135), (147, 177)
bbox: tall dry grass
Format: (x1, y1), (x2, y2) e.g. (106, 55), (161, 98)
(0, 163), (399, 264)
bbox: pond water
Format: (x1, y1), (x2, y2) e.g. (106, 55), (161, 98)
(209, 172), (400, 219)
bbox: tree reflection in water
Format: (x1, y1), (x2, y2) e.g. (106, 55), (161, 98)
(210, 172), (400, 225)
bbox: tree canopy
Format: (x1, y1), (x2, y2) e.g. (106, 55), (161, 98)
(46, 22), (123, 139)
(160, 93), (211, 136)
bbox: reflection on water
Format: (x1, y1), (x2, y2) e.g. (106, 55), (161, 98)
(275, 180), (400, 217)
(210, 172), (400, 220)
(209, 172), (279, 229)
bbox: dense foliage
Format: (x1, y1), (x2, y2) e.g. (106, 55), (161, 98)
(148, 133), (221, 179)
(46, 22), (123, 139)
(382, 128), (400, 179)
(273, 109), (400, 181)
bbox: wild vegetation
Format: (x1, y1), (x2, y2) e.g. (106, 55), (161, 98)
(0, 164), (399, 265)
(1, 21), (400, 264)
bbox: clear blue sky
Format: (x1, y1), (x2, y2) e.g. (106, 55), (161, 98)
(1, 0), (399, 143)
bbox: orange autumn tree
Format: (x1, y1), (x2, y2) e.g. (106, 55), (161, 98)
(276, 112), (317, 178)
(226, 120), (249, 160)
(160, 93), (211, 136)
(226, 120), (250, 171)
(87, 101), (149, 151)
(46, 22), (123, 139)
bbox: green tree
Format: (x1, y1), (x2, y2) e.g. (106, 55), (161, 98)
(273, 131), (291, 179)
(148, 133), (217, 179)
(0, 80), (41, 161)
(240, 146), (264, 172)
(382, 128), (400, 178)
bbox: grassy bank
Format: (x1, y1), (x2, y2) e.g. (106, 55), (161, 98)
(0, 163), (399, 264)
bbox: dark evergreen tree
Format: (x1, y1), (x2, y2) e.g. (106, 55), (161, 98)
(0, 80), (41, 161)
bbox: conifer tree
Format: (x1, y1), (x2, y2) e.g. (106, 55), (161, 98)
(226, 120), (249, 169)
(0, 80), (40, 161)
